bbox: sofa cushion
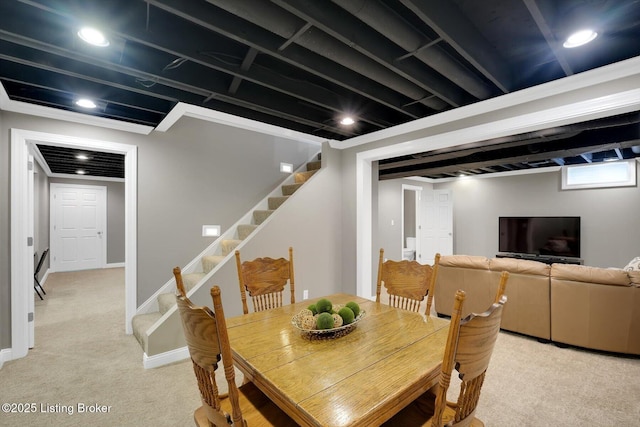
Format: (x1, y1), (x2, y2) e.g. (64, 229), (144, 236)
(551, 263), (630, 287)
(629, 271), (640, 287)
(624, 256), (640, 271)
(489, 258), (550, 276)
(439, 255), (490, 270)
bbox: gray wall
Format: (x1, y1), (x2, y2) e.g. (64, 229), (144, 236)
(48, 178), (125, 265)
(433, 166), (640, 268)
(377, 168), (639, 270)
(1, 111), (318, 350)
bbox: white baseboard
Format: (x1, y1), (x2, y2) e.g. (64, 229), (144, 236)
(0, 348), (13, 369)
(41, 268), (50, 285)
(143, 346), (189, 369)
(106, 262), (125, 269)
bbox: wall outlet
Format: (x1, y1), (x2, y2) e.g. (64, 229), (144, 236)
(303, 290), (309, 300)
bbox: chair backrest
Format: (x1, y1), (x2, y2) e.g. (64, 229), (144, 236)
(425, 253), (441, 316)
(173, 266), (187, 297)
(175, 278), (245, 426)
(376, 248), (433, 314)
(235, 247), (295, 315)
(35, 248), (49, 274)
(431, 271), (509, 427)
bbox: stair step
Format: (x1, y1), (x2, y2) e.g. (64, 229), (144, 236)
(307, 160), (321, 171)
(183, 272), (206, 291)
(295, 170), (317, 183)
(202, 255), (225, 273)
(253, 210), (274, 225)
(132, 312), (163, 350)
(222, 239), (242, 255)
(281, 183), (303, 196)
(157, 292), (177, 315)
(237, 224), (258, 240)
(268, 196), (289, 210)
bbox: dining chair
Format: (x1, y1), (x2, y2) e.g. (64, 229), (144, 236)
(235, 247), (295, 315)
(174, 276), (298, 426)
(425, 253), (441, 316)
(383, 271), (509, 427)
(376, 248), (434, 315)
(34, 248), (49, 300)
(173, 266), (187, 297)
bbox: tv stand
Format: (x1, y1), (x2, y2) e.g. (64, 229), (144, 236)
(496, 253), (583, 265)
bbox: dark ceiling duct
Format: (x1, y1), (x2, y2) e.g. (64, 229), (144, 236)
(331, 0), (494, 100)
(205, 0), (448, 111)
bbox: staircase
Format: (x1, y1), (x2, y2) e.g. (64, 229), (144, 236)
(131, 156), (321, 354)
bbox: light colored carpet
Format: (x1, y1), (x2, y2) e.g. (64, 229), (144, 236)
(0, 268), (201, 427)
(2, 269), (638, 426)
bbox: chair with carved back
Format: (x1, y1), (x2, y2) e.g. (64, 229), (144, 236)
(376, 248), (434, 315)
(174, 268), (297, 427)
(235, 247), (295, 315)
(425, 253), (441, 316)
(383, 271), (509, 427)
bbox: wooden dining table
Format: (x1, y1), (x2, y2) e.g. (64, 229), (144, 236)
(225, 293), (450, 427)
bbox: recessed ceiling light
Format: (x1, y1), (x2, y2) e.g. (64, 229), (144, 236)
(76, 98), (97, 109)
(76, 169), (87, 175)
(77, 27), (110, 47)
(340, 117), (355, 125)
(563, 29), (598, 48)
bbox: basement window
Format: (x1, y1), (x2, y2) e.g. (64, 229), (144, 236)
(561, 159), (636, 190)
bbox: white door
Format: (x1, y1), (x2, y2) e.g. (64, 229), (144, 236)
(419, 189), (453, 264)
(51, 184), (106, 272)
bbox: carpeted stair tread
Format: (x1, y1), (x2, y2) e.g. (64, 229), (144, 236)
(295, 170), (317, 183)
(202, 255), (225, 273)
(237, 224), (258, 240)
(307, 160), (321, 171)
(132, 312), (163, 350)
(183, 272), (206, 291)
(268, 196), (289, 210)
(222, 239), (242, 255)
(253, 210), (274, 225)
(281, 183), (303, 196)
(157, 292), (177, 315)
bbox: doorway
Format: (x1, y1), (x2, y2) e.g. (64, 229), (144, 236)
(402, 184), (421, 263)
(50, 183), (107, 272)
(10, 128), (137, 361)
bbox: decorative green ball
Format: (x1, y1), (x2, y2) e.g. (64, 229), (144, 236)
(316, 312), (335, 329)
(346, 301), (360, 317)
(315, 298), (333, 313)
(338, 307), (355, 325)
(308, 304), (318, 315)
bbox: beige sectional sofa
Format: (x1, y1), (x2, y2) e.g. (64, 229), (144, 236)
(550, 263), (640, 355)
(433, 254), (640, 355)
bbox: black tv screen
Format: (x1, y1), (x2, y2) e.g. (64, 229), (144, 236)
(499, 216), (581, 258)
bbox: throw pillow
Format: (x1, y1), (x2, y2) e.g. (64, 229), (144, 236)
(624, 257), (640, 271)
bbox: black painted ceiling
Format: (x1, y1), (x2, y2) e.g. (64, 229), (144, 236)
(36, 145), (125, 179)
(2, 0), (640, 179)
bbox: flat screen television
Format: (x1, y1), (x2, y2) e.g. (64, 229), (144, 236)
(499, 216), (581, 258)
